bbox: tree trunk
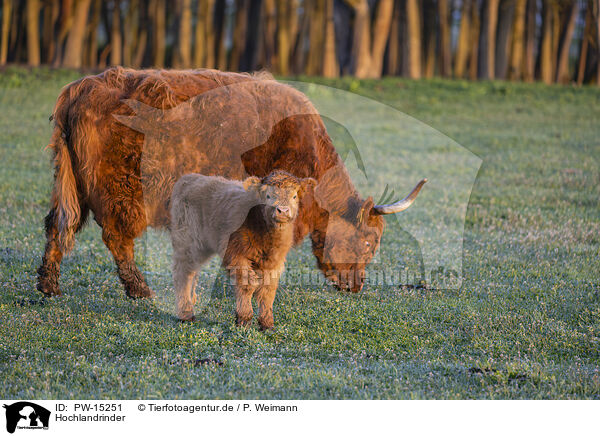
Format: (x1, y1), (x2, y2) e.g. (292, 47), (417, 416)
(194, 0), (215, 68)
(523, 0), (536, 81)
(422, 0), (436, 78)
(62, 0), (92, 68)
(495, 0), (515, 79)
(26, 0), (40, 66)
(110, 0), (122, 65)
(214, 0), (227, 70)
(508, 0), (526, 80)
(551, 1), (560, 80)
(132, 6), (147, 70)
(260, 0), (276, 69)
(230, 0), (249, 71)
(438, 0), (452, 77)
(42, 0), (59, 63)
(368, 0), (393, 78)
(241, 0), (261, 71)
(539, 0), (554, 84)
(455, 0), (472, 78)
(478, 0), (500, 79)
(596, 0), (600, 85)
(177, 0), (192, 68)
(151, 0), (165, 67)
(555, 0), (579, 84)
(306, 0), (326, 75)
(85, 0), (100, 67)
(386, 0), (401, 76)
(322, 0), (338, 77)
(468, 0), (480, 80)
(577, 1), (593, 85)
(53, 0), (73, 66)
(406, 0), (422, 79)
(122, 0), (138, 66)
(1, 0), (12, 65)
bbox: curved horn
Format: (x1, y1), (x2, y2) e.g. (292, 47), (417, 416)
(372, 179), (427, 215)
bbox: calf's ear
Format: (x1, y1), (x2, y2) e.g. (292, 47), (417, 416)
(242, 176), (261, 192)
(299, 178), (318, 197)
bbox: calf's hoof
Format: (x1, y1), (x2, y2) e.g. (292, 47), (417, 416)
(37, 264), (61, 297)
(178, 315), (196, 323)
(258, 320), (274, 331)
(235, 314), (252, 328)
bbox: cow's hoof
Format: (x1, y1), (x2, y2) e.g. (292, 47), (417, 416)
(178, 315), (196, 323)
(37, 264), (61, 297)
(125, 285), (155, 299)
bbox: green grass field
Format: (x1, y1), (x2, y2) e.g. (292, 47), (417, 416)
(0, 67), (598, 399)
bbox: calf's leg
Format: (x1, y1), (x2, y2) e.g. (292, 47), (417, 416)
(256, 281), (278, 330)
(172, 252), (211, 321)
(228, 262), (258, 327)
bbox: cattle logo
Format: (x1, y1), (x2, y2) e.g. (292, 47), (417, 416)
(3, 402), (50, 433)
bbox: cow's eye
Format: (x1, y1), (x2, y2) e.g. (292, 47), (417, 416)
(365, 241), (371, 248)
(293, 194), (297, 199)
(266, 194), (271, 199)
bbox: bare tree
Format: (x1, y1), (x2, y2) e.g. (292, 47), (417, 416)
(62, 0), (92, 68)
(438, 0), (452, 77)
(307, 0), (325, 75)
(577, 0), (593, 85)
(555, 0), (579, 83)
(26, 0), (40, 66)
(322, 0), (338, 77)
(176, 0), (192, 68)
(110, 0), (122, 65)
(539, 0), (554, 84)
(422, 0), (436, 78)
(150, 0), (165, 67)
(468, 0), (481, 80)
(406, 0), (422, 79)
(386, 0), (401, 76)
(495, 0), (515, 79)
(230, 0), (249, 71)
(523, 0), (536, 81)
(478, 0), (500, 79)
(508, 0), (526, 80)
(455, 0), (472, 78)
(84, 0), (101, 67)
(1, 0), (12, 65)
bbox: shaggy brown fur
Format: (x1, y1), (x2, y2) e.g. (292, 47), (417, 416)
(37, 67), (386, 298)
(170, 171), (315, 328)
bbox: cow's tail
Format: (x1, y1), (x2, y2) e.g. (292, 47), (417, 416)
(47, 85), (81, 253)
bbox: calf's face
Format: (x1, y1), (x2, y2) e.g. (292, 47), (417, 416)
(243, 171), (317, 226)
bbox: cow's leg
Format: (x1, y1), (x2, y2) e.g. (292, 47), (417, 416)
(256, 282), (278, 331)
(37, 204), (89, 296)
(102, 228), (154, 299)
(37, 210), (64, 296)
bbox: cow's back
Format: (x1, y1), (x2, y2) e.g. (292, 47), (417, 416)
(57, 67), (336, 234)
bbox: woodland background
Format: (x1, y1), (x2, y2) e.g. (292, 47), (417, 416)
(2, 0), (600, 86)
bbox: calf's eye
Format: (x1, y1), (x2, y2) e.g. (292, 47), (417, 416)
(293, 194), (297, 199)
(266, 194), (271, 199)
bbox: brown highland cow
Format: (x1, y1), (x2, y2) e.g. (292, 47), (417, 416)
(37, 67), (425, 299)
(170, 170), (316, 328)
